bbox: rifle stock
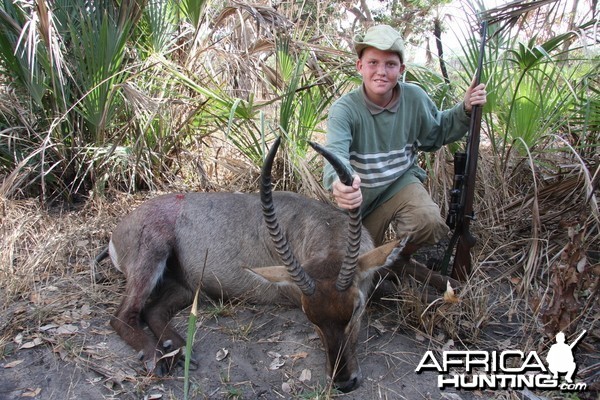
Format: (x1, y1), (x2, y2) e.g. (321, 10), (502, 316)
(443, 21), (487, 281)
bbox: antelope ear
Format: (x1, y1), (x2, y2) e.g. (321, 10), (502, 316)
(357, 239), (407, 277)
(246, 266), (294, 285)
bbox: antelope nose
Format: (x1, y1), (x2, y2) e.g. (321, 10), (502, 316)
(335, 368), (363, 393)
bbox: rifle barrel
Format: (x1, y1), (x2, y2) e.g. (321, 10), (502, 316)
(568, 330), (587, 349)
(448, 21), (487, 281)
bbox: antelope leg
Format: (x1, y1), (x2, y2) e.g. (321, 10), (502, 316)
(384, 258), (461, 292)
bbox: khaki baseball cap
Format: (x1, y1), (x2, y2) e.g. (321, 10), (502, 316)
(353, 25), (405, 62)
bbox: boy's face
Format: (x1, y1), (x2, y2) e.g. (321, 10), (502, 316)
(356, 47), (405, 101)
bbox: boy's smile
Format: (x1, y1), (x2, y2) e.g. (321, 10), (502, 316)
(356, 47), (405, 107)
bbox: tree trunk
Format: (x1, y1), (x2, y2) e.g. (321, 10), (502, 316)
(434, 18), (450, 85)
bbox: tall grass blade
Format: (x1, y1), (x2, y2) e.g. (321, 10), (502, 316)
(184, 287), (200, 400)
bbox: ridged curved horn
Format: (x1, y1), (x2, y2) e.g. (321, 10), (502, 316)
(261, 137), (316, 296)
(309, 141), (361, 292)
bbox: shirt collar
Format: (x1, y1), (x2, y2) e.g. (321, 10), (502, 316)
(361, 83), (400, 115)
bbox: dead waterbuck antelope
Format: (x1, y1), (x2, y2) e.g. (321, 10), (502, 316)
(102, 137), (406, 392)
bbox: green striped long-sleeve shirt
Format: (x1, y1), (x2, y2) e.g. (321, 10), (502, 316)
(324, 82), (471, 218)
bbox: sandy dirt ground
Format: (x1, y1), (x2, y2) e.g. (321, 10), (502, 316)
(0, 271), (482, 400)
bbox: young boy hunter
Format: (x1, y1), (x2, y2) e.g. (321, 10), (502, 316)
(324, 24), (487, 257)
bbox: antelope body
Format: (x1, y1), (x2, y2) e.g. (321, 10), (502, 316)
(106, 139), (404, 392)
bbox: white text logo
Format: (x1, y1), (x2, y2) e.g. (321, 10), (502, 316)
(415, 330), (587, 392)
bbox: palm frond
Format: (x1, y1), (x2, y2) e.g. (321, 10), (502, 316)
(479, 0), (559, 30)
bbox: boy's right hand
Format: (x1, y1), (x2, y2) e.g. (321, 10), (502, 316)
(332, 175), (362, 210)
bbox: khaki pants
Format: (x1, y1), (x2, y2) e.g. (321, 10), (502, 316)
(362, 183), (449, 247)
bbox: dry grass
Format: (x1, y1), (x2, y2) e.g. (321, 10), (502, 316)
(0, 194), (123, 342)
(0, 143), (598, 398)
(405, 144), (599, 395)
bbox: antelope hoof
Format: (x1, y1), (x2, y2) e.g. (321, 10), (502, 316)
(177, 351), (199, 370)
(139, 352), (158, 375)
(137, 345), (182, 376)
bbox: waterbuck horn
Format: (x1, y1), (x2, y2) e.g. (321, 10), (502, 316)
(261, 137), (316, 295)
(308, 141), (361, 291)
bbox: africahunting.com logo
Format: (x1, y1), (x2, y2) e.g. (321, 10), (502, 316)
(415, 330), (588, 392)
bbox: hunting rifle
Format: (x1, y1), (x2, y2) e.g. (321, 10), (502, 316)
(441, 21), (487, 281)
(568, 330), (587, 349)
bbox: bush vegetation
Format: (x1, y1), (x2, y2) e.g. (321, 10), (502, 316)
(0, 0), (598, 396)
